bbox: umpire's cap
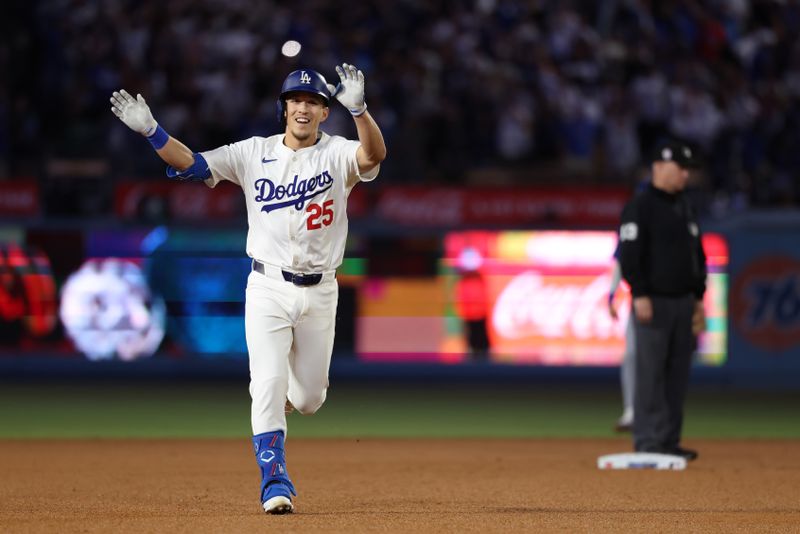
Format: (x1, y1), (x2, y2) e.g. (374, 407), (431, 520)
(651, 139), (700, 169)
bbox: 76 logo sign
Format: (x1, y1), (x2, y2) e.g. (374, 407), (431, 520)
(732, 255), (800, 351)
(306, 200), (334, 230)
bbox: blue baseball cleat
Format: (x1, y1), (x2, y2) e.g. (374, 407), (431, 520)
(252, 430), (297, 514)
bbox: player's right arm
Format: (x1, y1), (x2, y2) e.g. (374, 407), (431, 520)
(110, 90), (209, 180)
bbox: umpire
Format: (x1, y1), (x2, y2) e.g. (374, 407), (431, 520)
(618, 139), (707, 461)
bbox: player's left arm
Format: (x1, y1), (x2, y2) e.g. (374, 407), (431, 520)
(327, 63), (387, 174)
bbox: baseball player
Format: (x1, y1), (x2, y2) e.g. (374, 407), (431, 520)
(607, 247), (635, 432)
(110, 63), (386, 514)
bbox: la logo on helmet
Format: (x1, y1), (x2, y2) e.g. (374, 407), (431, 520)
(299, 71), (312, 84)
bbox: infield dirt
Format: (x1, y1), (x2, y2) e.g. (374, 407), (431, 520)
(1, 438), (798, 533)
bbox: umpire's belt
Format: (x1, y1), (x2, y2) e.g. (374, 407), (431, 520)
(252, 259), (325, 287)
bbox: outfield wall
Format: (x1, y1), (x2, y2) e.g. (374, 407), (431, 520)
(1, 211), (798, 388)
(710, 212), (800, 387)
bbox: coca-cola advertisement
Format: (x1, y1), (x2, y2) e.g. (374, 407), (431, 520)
(452, 230), (728, 365)
(358, 230), (728, 366)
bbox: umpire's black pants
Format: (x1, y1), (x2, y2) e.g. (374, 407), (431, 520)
(632, 294), (696, 452)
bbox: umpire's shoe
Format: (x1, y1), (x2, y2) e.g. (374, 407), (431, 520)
(669, 446), (699, 461)
(253, 430), (297, 514)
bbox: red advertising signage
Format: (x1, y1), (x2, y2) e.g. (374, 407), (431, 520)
(0, 182), (40, 217)
(375, 187), (630, 227)
(358, 230), (728, 366)
(114, 180), (244, 220)
(441, 231), (727, 366)
(114, 182), (626, 226)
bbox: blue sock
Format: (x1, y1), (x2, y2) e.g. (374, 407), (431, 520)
(252, 431), (296, 501)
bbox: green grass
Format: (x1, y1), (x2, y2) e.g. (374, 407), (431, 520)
(0, 381), (797, 439)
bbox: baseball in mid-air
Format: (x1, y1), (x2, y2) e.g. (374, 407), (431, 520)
(281, 40), (302, 58)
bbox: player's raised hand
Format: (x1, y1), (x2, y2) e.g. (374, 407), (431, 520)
(110, 89), (158, 136)
(327, 63), (367, 116)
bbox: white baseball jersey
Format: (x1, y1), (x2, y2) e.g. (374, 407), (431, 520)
(201, 132), (379, 273)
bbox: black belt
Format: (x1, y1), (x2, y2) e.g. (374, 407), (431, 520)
(252, 259), (323, 287)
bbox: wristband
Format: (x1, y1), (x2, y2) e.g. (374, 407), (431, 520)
(350, 103), (367, 117)
(146, 125), (169, 150)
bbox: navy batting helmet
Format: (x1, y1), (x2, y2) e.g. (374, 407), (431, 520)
(276, 69), (331, 125)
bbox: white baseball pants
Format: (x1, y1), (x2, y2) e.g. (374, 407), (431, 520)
(244, 264), (338, 435)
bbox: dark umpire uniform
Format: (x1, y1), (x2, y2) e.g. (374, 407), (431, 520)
(618, 140), (707, 461)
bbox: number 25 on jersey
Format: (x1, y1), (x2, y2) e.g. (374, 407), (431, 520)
(306, 200), (334, 230)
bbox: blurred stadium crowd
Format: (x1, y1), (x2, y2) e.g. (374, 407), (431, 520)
(5, 0), (800, 214)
